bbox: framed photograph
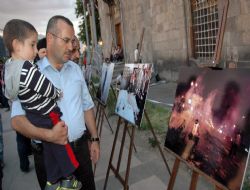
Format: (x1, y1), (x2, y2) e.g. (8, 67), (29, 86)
(115, 63), (152, 127)
(164, 68), (250, 190)
(96, 62), (115, 104)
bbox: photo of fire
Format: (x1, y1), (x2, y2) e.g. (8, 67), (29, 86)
(165, 68), (250, 190)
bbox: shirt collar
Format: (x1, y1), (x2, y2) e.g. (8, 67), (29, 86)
(38, 57), (72, 72)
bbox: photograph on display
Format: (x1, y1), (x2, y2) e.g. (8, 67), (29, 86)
(115, 63), (152, 127)
(164, 68), (250, 190)
(96, 62), (115, 104)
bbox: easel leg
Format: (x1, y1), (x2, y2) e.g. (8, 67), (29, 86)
(95, 102), (100, 120)
(95, 103), (101, 128)
(103, 110), (114, 134)
(97, 108), (102, 131)
(91, 81), (97, 95)
(127, 127), (137, 153)
(103, 117), (122, 190)
(167, 158), (180, 190)
(215, 186), (224, 190)
(189, 171), (199, 190)
(116, 121), (128, 173)
(124, 126), (136, 190)
(144, 111), (171, 175)
(98, 107), (105, 138)
(94, 106), (105, 175)
(111, 85), (117, 99)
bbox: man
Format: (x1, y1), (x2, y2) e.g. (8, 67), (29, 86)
(71, 35), (80, 64)
(11, 15), (100, 190)
(134, 43), (139, 63)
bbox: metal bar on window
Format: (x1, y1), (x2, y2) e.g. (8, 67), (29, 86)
(191, 0), (219, 61)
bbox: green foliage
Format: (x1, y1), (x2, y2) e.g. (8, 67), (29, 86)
(243, 170), (250, 190)
(91, 75), (99, 84)
(140, 101), (172, 134)
(75, 0), (101, 44)
(148, 137), (159, 148)
(0, 56), (8, 64)
(106, 88), (117, 116)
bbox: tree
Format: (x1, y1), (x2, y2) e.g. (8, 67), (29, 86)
(75, 0), (101, 44)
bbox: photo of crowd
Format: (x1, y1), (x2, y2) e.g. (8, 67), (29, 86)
(115, 64), (152, 127)
(165, 68), (250, 190)
(96, 62), (114, 104)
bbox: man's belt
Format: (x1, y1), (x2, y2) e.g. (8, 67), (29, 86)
(31, 131), (90, 153)
(70, 132), (89, 147)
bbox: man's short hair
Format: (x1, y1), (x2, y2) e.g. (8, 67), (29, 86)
(3, 19), (37, 54)
(37, 38), (47, 51)
(46, 15), (74, 35)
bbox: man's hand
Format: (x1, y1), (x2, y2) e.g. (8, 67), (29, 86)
(90, 142), (100, 164)
(47, 121), (68, 145)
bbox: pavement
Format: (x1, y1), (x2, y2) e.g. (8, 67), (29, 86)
(0, 82), (231, 190)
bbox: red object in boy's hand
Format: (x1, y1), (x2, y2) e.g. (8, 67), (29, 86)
(49, 112), (61, 125)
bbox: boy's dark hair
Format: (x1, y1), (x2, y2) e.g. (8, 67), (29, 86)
(3, 19), (37, 54)
(46, 15), (73, 35)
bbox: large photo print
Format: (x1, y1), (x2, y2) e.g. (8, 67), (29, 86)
(165, 68), (250, 190)
(96, 62), (115, 104)
(115, 64), (152, 127)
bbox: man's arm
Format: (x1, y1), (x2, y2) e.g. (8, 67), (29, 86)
(11, 115), (68, 145)
(84, 108), (100, 164)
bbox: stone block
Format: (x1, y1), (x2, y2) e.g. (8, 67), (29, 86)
(228, 0), (241, 18)
(155, 12), (166, 25)
(242, 32), (250, 45)
(240, 0), (250, 14)
(238, 45), (250, 59)
(226, 17), (237, 32)
(236, 14), (250, 32)
(175, 18), (185, 29)
(157, 23), (164, 33)
(136, 5), (143, 14)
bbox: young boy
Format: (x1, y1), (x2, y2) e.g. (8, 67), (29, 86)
(3, 19), (82, 190)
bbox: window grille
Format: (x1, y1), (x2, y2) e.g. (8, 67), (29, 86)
(191, 0), (219, 61)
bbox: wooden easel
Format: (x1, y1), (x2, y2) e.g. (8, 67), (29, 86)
(95, 99), (114, 137)
(110, 84), (138, 153)
(88, 80), (114, 135)
(103, 110), (171, 190)
(103, 117), (135, 190)
(166, 157), (227, 190)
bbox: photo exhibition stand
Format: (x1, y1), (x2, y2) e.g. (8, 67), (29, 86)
(166, 156), (227, 190)
(103, 110), (171, 190)
(95, 99), (114, 138)
(111, 85), (137, 153)
(89, 80), (114, 136)
(166, 0), (230, 189)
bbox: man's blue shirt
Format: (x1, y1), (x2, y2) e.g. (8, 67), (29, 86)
(11, 57), (94, 142)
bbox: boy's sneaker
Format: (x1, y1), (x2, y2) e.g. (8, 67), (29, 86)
(45, 181), (61, 190)
(60, 176), (82, 190)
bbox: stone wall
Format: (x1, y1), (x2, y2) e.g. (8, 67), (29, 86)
(98, 0), (250, 81)
(98, 1), (113, 58)
(222, 0), (250, 68)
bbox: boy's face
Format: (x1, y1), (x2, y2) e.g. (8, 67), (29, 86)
(18, 32), (38, 62)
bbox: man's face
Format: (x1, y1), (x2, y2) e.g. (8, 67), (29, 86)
(49, 20), (75, 65)
(71, 38), (80, 63)
(38, 48), (46, 59)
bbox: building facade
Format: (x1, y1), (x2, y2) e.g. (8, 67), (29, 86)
(98, 0), (250, 80)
